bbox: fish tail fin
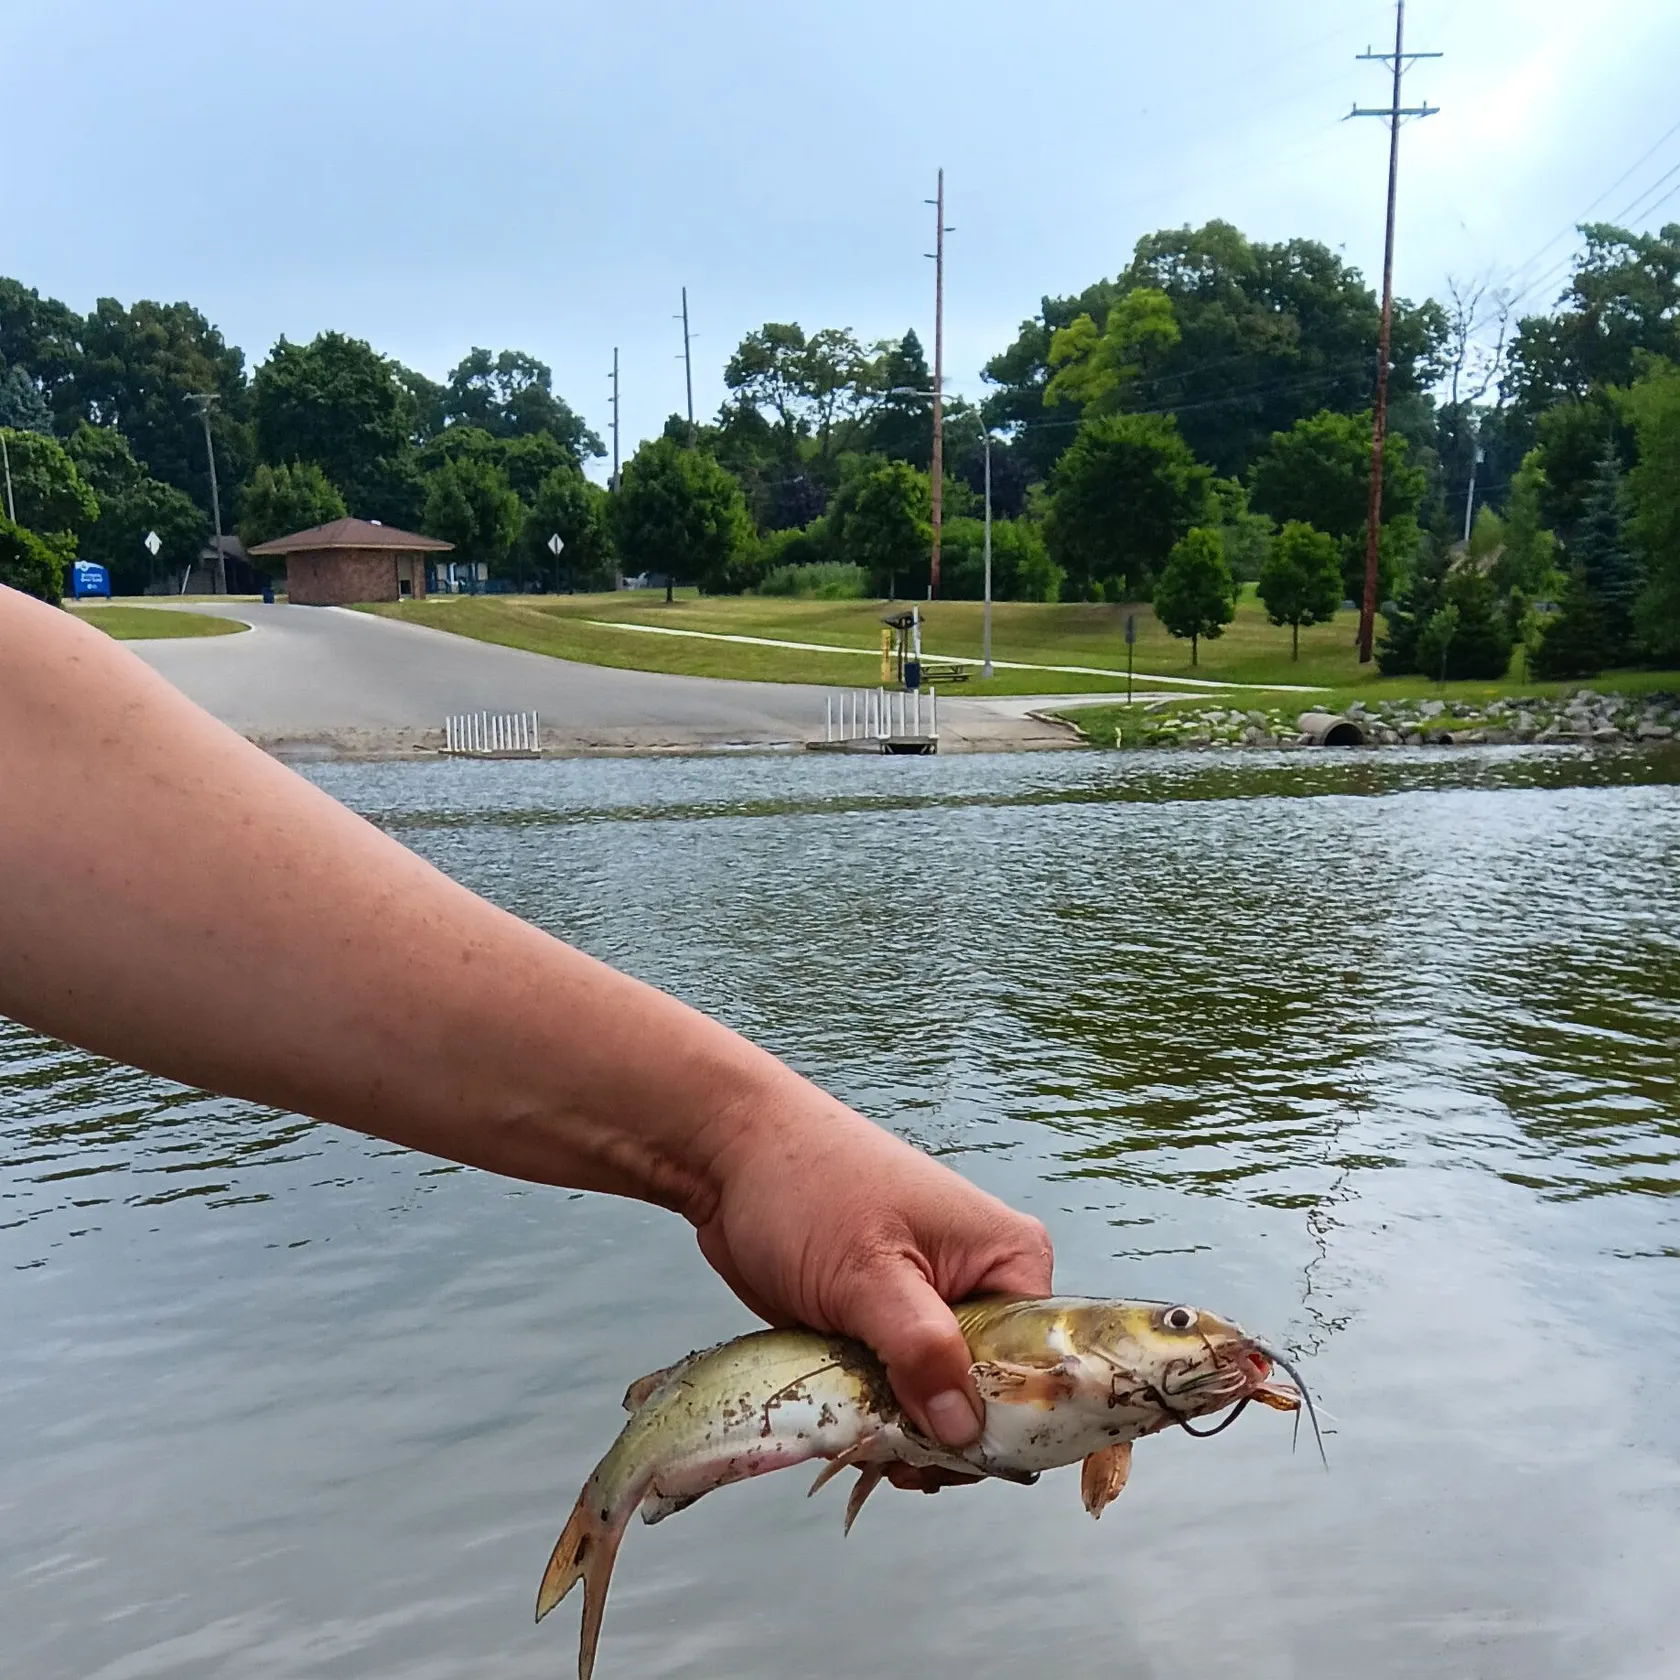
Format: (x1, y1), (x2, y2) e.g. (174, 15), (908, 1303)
(536, 1487), (631, 1680)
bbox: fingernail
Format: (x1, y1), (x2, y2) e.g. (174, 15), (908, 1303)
(925, 1388), (981, 1446)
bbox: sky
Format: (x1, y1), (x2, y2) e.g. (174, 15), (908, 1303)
(5, 0), (1679, 481)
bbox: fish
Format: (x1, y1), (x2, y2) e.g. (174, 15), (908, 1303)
(536, 1294), (1315, 1680)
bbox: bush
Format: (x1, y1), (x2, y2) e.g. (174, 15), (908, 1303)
(937, 516), (1063, 602)
(1531, 567), (1611, 679)
(0, 517), (69, 603)
(758, 561), (870, 599)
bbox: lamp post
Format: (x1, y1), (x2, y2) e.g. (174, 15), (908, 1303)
(885, 389), (993, 678)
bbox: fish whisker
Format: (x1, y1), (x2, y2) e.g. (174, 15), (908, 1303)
(1255, 1343), (1327, 1468)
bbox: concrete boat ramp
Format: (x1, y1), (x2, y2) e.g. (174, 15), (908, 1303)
(120, 601), (1087, 759)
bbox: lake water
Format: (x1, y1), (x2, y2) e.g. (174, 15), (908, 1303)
(4, 747), (1679, 1680)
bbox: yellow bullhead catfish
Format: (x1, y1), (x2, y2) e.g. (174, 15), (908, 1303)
(537, 1294), (1316, 1680)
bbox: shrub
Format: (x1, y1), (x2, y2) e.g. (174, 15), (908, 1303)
(758, 561), (871, 599)
(0, 517), (67, 603)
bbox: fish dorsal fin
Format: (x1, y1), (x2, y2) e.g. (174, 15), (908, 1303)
(621, 1363), (680, 1413)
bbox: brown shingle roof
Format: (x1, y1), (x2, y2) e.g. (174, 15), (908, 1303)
(248, 517), (454, 556)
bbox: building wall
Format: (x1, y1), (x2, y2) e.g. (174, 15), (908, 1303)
(284, 549), (404, 606)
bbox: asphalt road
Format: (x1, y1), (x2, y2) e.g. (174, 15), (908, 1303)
(120, 601), (1079, 756)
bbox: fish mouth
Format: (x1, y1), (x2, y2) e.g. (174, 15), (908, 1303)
(1166, 1342), (1326, 1465)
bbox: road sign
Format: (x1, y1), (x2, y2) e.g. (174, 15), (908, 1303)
(1124, 613), (1136, 645)
(143, 529), (162, 556)
(547, 533), (565, 556)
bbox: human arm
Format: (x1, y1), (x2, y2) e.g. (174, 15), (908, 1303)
(0, 586), (1052, 1444)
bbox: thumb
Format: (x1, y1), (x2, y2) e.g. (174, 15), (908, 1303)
(838, 1266), (983, 1449)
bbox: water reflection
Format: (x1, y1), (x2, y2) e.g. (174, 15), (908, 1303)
(3, 748), (1678, 1680)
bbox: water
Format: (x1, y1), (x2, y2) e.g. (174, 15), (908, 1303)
(5, 748), (1679, 1680)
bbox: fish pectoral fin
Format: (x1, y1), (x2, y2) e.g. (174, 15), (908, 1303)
(621, 1363), (681, 1413)
(807, 1431), (883, 1500)
(1080, 1441), (1133, 1519)
(971, 1357), (1078, 1407)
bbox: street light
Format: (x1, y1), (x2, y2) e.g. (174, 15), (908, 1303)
(885, 388), (994, 679)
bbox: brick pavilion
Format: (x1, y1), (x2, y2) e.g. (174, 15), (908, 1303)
(249, 517), (453, 605)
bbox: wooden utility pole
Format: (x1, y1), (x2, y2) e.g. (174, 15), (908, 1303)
(678, 287), (695, 441)
(609, 347), (621, 491)
(1348, 0), (1439, 662)
(926, 169), (951, 599)
(191, 393), (226, 594)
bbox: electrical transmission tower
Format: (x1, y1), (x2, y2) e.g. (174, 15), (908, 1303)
(1346, 0), (1439, 663)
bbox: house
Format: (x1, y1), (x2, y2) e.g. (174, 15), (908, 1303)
(248, 517), (453, 605)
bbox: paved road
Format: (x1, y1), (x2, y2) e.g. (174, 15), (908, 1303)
(121, 602), (1077, 756)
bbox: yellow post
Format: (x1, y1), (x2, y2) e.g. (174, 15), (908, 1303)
(880, 627), (893, 684)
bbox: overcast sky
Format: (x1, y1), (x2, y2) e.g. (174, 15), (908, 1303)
(6, 0), (1678, 479)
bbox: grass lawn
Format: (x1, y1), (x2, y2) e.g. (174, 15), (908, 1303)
(359, 587), (1381, 695)
(69, 604), (248, 639)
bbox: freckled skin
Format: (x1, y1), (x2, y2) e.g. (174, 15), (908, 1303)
(538, 1296), (1287, 1680)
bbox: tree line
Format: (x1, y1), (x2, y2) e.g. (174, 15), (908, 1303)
(2, 215), (1678, 681)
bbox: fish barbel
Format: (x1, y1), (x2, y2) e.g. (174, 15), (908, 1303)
(537, 1294), (1311, 1679)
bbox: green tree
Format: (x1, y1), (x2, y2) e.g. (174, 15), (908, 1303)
(0, 277), (82, 412)
(611, 436), (753, 600)
(724, 322), (871, 460)
(1044, 413), (1211, 599)
(442, 348), (601, 460)
(421, 456), (522, 578)
(0, 362), (53, 432)
(1623, 359), (1680, 661)
(0, 516), (67, 602)
(1043, 288), (1180, 412)
(523, 466), (614, 591)
(237, 461), (347, 549)
(1209, 476), (1273, 583)
(417, 424), (575, 505)
(0, 428), (98, 537)
(1570, 445), (1639, 658)
(1491, 450), (1558, 596)
(862, 331), (933, 467)
(833, 461), (930, 596)
(66, 422), (207, 591)
(1247, 408), (1426, 600)
(1152, 526), (1235, 664)
(252, 332), (420, 523)
(1531, 565), (1611, 679)
(68, 296), (250, 509)
(937, 515), (1062, 602)
(1440, 567), (1515, 679)
(1257, 520), (1342, 658)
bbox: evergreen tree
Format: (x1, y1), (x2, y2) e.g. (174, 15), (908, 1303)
(1571, 445), (1638, 658)
(1440, 567), (1514, 679)
(1531, 565), (1611, 680)
(1377, 539), (1448, 675)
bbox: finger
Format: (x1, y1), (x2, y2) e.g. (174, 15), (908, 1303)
(839, 1267), (984, 1448)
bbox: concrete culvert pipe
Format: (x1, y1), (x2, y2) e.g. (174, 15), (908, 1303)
(1297, 711), (1367, 746)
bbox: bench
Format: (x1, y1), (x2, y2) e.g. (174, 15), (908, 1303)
(916, 663), (971, 685)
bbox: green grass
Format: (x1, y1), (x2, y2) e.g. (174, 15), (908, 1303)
(70, 603), (248, 639)
(358, 587), (1377, 695)
(357, 590), (1680, 705)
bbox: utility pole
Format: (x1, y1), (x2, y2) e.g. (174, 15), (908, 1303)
(1, 430), (15, 523)
(191, 393), (226, 594)
(925, 168), (952, 599)
(1347, 0), (1439, 662)
(677, 287), (695, 441)
(1462, 444), (1484, 543)
(609, 347), (621, 491)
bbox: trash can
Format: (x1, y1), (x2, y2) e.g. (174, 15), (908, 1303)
(904, 659), (922, 691)
(261, 584), (275, 604)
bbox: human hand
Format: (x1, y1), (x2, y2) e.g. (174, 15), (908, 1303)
(693, 1087), (1053, 1448)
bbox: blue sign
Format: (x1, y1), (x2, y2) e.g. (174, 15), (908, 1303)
(71, 561), (112, 598)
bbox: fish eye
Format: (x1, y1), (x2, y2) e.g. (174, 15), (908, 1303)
(1161, 1306), (1198, 1332)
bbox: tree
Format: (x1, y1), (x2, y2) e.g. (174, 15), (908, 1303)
(862, 331), (933, 467)
(610, 436), (753, 600)
(1570, 444), (1639, 659)
(937, 516), (1062, 602)
(1152, 527), (1235, 664)
(420, 456), (522, 578)
(0, 516), (67, 602)
(252, 332), (419, 523)
(237, 461), (347, 549)
(442, 348), (601, 461)
(1043, 288), (1180, 412)
(1043, 412), (1210, 598)
(0, 362), (53, 432)
(1439, 567), (1514, 679)
(68, 296), (250, 509)
(417, 425), (574, 505)
(523, 466), (614, 591)
(1624, 359), (1680, 661)
(1209, 476), (1273, 583)
(66, 422), (206, 591)
(1258, 521), (1342, 658)
(723, 322), (871, 459)
(0, 276), (83, 413)
(833, 461), (930, 596)
(1491, 449), (1558, 596)
(0, 428), (97, 537)
(1247, 408), (1426, 600)
(1531, 566), (1611, 679)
